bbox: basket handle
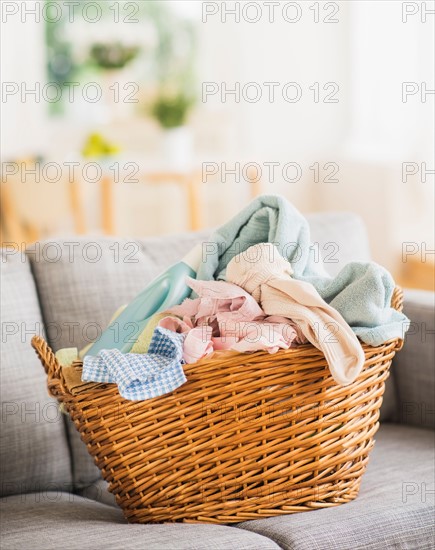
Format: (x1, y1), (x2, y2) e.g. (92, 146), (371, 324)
(31, 335), (66, 398)
(391, 286), (404, 313)
(389, 286), (405, 351)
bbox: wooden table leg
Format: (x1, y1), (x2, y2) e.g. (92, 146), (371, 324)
(0, 184), (26, 246)
(69, 179), (86, 234)
(247, 165), (262, 199)
(186, 172), (202, 231)
(101, 174), (114, 235)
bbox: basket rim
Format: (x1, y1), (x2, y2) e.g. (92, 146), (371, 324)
(31, 286), (404, 400)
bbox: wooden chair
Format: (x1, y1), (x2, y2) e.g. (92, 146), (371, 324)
(1, 163), (263, 245)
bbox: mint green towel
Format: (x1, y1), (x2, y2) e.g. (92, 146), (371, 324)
(196, 194), (408, 346)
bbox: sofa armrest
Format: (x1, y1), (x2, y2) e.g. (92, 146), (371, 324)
(392, 289), (435, 429)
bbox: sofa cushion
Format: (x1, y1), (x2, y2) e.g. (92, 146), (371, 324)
(75, 478), (117, 509)
(0, 493), (281, 550)
(28, 213), (394, 491)
(392, 289), (435, 429)
(0, 249), (72, 497)
(237, 424), (434, 549)
(307, 211), (371, 276)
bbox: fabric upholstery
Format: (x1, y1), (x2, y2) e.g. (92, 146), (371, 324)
(392, 290), (435, 429)
(237, 424), (435, 550)
(75, 478), (117, 508)
(307, 212), (371, 277)
(0, 493), (281, 550)
(27, 214), (394, 491)
(0, 249), (72, 497)
(379, 376), (397, 422)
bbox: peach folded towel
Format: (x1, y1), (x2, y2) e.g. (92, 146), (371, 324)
(226, 243), (365, 386)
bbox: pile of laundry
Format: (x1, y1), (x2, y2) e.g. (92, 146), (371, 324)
(57, 195), (409, 401)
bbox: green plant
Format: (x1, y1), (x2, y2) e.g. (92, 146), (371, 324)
(44, 1), (197, 116)
(151, 92), (194, 129)
(89, 42), (140, 70)
(45, 2), (79, 114)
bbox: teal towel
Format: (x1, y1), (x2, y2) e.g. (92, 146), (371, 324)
(197, 194), (408, 346)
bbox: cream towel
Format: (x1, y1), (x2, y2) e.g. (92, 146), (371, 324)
(226, 243), (365, 386)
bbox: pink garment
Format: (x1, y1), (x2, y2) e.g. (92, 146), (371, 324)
(184, 326), (214, 363)
(217, 318), (298, 354)
(226, 243), (365, 386)
(165, 277), (298, 362)
(158, 316), (193, 334)
(170, 277), (264, 324)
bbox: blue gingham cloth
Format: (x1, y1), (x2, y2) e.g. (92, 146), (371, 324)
(82, 327), (187, 401)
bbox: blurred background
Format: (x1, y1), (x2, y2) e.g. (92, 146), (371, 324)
(1, 0), (434, 289)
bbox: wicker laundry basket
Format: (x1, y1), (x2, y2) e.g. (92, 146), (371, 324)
(32, 287), (404, 524)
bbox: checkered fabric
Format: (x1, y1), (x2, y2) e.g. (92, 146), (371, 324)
(82, 327), (187, 401)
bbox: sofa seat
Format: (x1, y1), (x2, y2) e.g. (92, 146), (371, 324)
(0, 496), (279, 550)
(237, 424), (435, 550)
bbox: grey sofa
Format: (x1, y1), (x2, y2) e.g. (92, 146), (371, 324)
(1, 212), (434, 550)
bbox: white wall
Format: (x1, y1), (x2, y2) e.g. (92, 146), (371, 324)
(1, 1), (48, 158)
